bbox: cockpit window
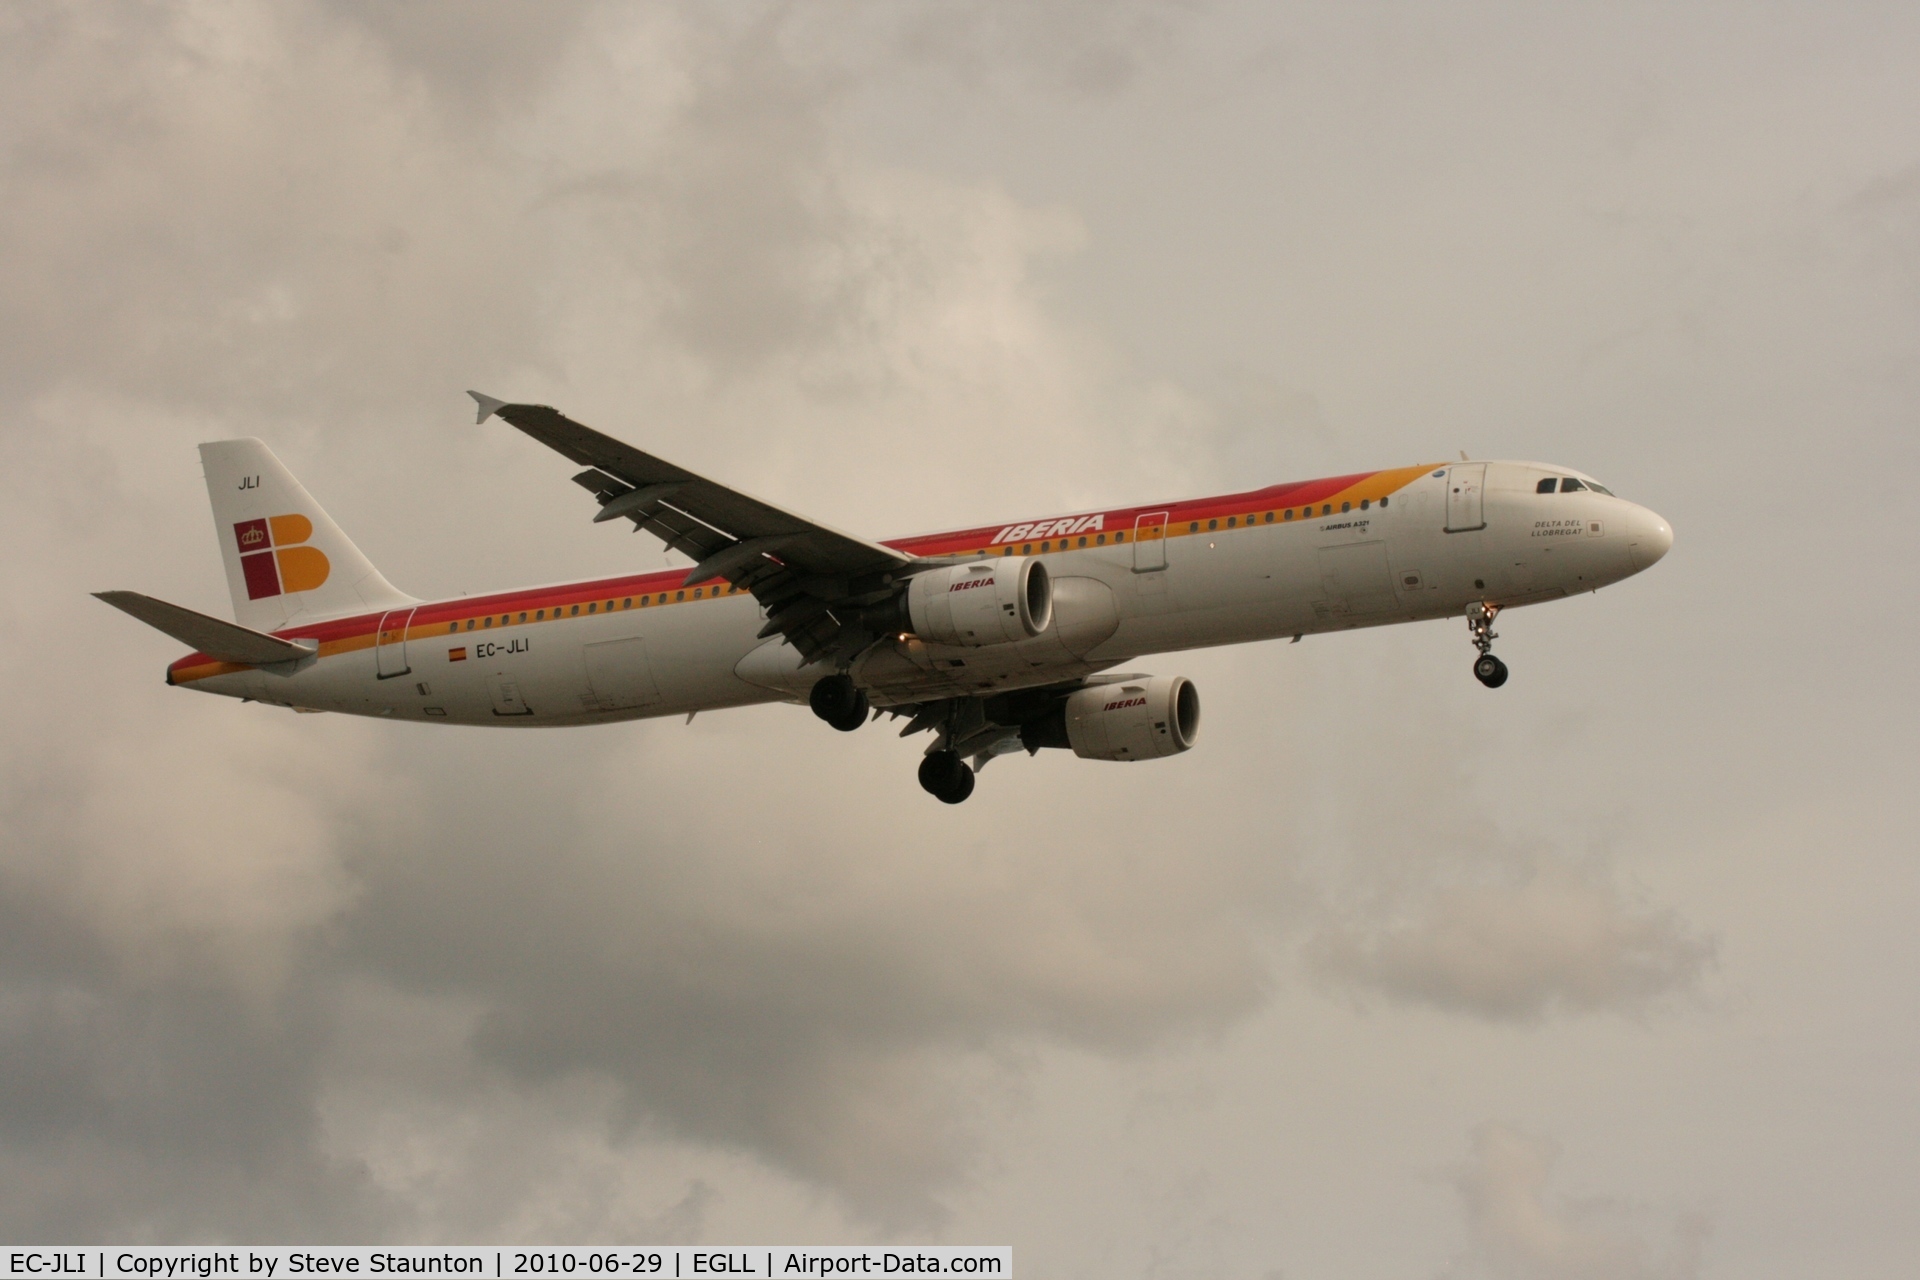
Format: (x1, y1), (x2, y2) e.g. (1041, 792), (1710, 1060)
(1560, 477), (1586, 492)
(1536, 478), (1557, 494)
(1587, 481), (1615, 496)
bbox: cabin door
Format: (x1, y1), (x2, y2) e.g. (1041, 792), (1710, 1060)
(1445, 464), (1487, 533)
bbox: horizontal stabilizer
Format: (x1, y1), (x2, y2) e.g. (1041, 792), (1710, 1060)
(93, 591), (317, 667)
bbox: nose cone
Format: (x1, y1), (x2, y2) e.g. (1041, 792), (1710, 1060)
(1628, 508), (1674, 571)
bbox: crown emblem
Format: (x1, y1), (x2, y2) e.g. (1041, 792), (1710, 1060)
(233, 515), (329, 600)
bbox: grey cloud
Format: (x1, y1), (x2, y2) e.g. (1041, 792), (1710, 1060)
(888, 1), (1186, 98)
(5, 0), (1886, 1264)
(0, 0), (1278, 1236)
(0, 1), (545, 424)
(328, 724), (1275, 1229)
(1305, 855), (1714, 1021)
(1446, 1122), (1709, 1280)
(330, 0), (597, 125)
(1289, 699), (1713, 1022)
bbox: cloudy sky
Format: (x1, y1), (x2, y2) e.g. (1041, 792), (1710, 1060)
(2, 2), (1916, 1275)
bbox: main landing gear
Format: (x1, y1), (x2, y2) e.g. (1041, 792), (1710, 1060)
(917, 749), (975, 804)
(809, 673), (869, 731)
(811, 676), (979, 803)
(1468, 602), (1508, 688)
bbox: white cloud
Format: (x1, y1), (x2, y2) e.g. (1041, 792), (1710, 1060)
(1306, 854), (1714, 1021)
(1446, 1122), (1709, 1280)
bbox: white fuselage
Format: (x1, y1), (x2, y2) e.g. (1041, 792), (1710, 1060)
(172, 461), (1672, 724)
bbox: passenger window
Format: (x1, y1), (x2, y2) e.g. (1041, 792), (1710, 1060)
(1360, 499), (1369, 510)
(1078, 535), (1087, 547)
(1537, 478), (1557, 494)
(674, 591), (683, 602)
(1116, 531), (1126, 542)
(1208, 519), (1217, 530)
(447, 623), (457, 634)
(1284, 509), (1293, 520)
(483, 617), (492, 627)
(1380, 496), (1389, 507)
(1561, 478), (1585, 492)
(570, 605), (579, 615)
(1189, 522), (1199, 532)
(1265, 512), (1274, 522)
(1096, 533), (1106, 545)
(1226, 516), (1236, 528)
(1322, 505), (1331, 516)
(1022, 544), (1032, 554)
(1341, 501), (1350, 513)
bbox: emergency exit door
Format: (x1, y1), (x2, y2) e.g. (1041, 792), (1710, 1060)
(374, 607), (415, 678)
(1133, 511), (1170, 572)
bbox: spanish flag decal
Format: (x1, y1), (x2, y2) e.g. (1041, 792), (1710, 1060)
(448, 647), (467, 662)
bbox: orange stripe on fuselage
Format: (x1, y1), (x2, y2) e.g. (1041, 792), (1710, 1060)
(166, 464), (1442, 685)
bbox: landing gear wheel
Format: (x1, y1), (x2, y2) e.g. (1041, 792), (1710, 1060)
(809, 674), (868, 731)
(917, 749), (975, 804)
(1465, 602), (1507, 689)
(828, 690), (870, 732)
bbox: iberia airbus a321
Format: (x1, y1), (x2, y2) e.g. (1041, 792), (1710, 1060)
(97, 393), (1673, 803)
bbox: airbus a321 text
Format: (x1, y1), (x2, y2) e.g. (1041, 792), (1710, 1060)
(97, 393), (1673, 803)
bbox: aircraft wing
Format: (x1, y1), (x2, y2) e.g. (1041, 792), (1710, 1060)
(472, 392), (916, 665)
(94, 591), (317, 667)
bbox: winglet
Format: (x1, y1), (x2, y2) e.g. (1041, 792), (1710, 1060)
(468, 390), (508, 425)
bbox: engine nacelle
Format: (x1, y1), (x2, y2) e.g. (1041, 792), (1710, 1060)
(906, 558), (1051, 647)
(1022, 675), (1201, 761)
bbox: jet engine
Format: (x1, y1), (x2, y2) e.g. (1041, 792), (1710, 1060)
(1019, 675), (1200, 761)
(905, 558), (1051, 647)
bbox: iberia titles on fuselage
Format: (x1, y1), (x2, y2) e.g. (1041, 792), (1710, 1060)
(96, 393), (1673, 804)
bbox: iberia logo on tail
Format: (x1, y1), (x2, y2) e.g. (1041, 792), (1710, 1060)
(233, 515), (329, 599)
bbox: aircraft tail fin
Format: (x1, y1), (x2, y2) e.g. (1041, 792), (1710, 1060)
(199, 438), (413, 630)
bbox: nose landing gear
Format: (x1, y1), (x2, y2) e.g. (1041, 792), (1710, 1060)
(1467, 602), (1508, 688)
(917, 749), (975, 804)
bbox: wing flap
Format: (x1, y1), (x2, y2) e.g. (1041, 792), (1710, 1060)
(94, 591), (317, 667)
